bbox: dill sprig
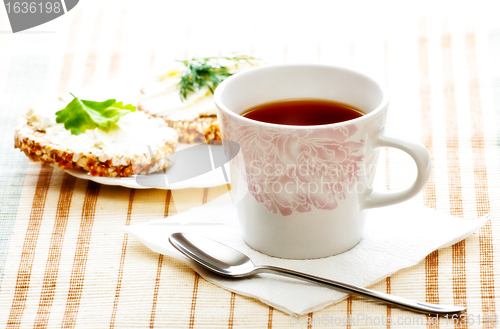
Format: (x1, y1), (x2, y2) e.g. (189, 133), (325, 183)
(177, 55), (255, 101)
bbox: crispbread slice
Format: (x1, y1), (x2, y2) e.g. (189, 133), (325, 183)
(14, 116), (178, 177)
(137, 103), (221, 143)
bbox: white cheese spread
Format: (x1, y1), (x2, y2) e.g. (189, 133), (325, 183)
(25, 99), (177, 166)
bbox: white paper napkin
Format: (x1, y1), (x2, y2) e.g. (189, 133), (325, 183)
(124, 193), (488, 315)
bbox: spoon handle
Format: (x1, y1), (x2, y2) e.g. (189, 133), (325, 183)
(256, 265), (465, 315)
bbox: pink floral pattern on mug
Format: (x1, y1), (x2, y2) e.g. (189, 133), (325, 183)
(219, 111), (365, 216)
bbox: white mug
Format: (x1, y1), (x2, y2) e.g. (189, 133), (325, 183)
(214, 64), (431, 259)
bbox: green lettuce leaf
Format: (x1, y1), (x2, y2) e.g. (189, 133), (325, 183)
(55, 93), (136, 135)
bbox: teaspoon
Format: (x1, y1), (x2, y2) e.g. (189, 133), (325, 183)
(168, 232), (465, 315)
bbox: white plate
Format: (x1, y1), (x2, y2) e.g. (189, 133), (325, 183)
(64, 162), (230, 189)
(63, 143), (231, 189)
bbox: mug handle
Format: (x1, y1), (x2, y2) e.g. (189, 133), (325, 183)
(363, 129), (432, 209)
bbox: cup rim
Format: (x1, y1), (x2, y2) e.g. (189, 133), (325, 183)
(214, 63), (390, 129)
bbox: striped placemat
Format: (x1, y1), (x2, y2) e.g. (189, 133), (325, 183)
(1, 1), (499, 328)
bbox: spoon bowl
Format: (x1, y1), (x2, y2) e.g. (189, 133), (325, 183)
(169, 232), (466, 315)
(169, 232), (256, 277)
